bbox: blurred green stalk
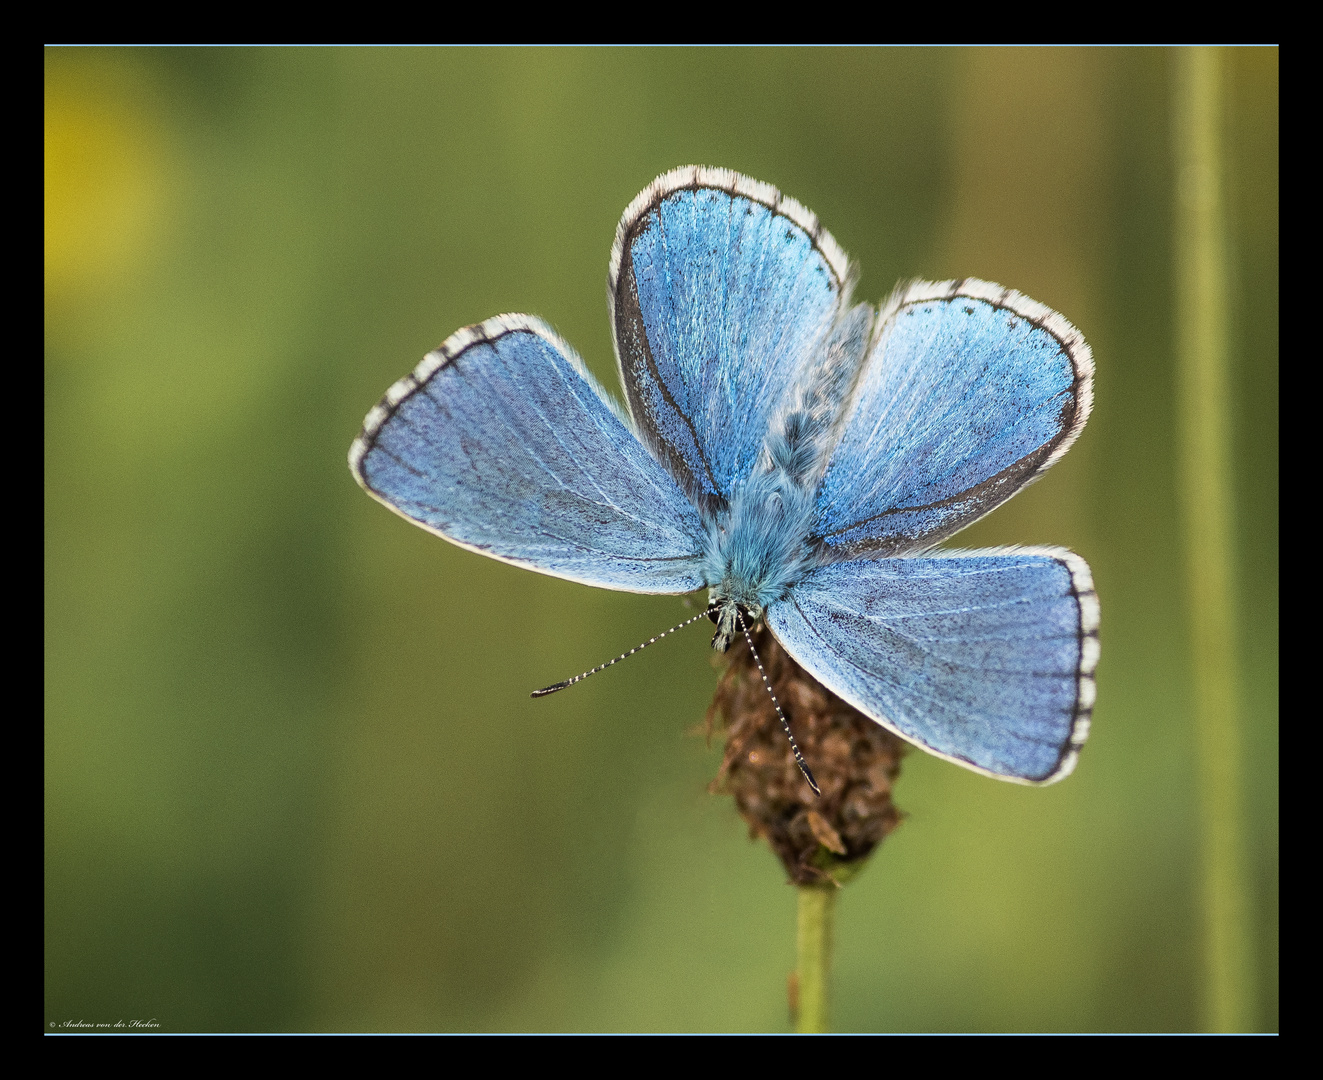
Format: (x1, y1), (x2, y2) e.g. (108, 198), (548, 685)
(795, 885), (835, 1033)
(1173, 46), (1255, 1033)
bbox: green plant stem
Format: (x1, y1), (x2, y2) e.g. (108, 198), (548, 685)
(1173, 45), (1255, 1033)
(795, 884), (836, 1033)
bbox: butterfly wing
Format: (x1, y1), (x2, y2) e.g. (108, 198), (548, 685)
(812, 279), (1093, 556)
(609, 166), (853, 510)
(765, 549), (1098, 783)
(349, 314), (707, 593)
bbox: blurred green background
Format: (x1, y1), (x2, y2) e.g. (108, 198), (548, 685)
(45, 47), (1277, 1032)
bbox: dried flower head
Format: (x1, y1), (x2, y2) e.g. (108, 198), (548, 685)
(708, 623), (906, 885)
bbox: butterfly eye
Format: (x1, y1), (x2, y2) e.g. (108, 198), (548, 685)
(706, 603), (723, 625)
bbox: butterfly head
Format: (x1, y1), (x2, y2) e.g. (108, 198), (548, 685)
(706, 597), (757, 652)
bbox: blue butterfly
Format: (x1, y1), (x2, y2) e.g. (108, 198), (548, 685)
(349, 166), (1098, 787)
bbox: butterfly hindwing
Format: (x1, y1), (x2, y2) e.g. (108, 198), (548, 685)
(349, 315), (707, 594)
(610, 166), (851, 509)
(812, 280), (1093, 556)
(765, 549), (1098, 783)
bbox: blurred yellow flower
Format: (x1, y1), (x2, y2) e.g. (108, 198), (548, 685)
(44, 60), (168, 301)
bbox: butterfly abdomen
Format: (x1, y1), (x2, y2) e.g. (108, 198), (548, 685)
(768, 411), (820, 484)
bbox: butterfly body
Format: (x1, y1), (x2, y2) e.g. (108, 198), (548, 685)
(351, 166), (1098, 786)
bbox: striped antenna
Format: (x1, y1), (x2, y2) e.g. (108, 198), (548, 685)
(737, 610), (821, 797)
(531, 610), (711, 698)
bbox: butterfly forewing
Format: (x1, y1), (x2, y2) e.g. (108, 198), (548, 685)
(350, 314), (707, 594)
(766, 549), (1098, 783)
(812, 280), (1093, 557)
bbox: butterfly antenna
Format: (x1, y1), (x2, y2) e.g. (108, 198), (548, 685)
(737, 610), (821, 797)
(530, 610), (711, 698)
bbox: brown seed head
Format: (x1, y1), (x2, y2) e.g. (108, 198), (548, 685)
(707, 623), (906, 886)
